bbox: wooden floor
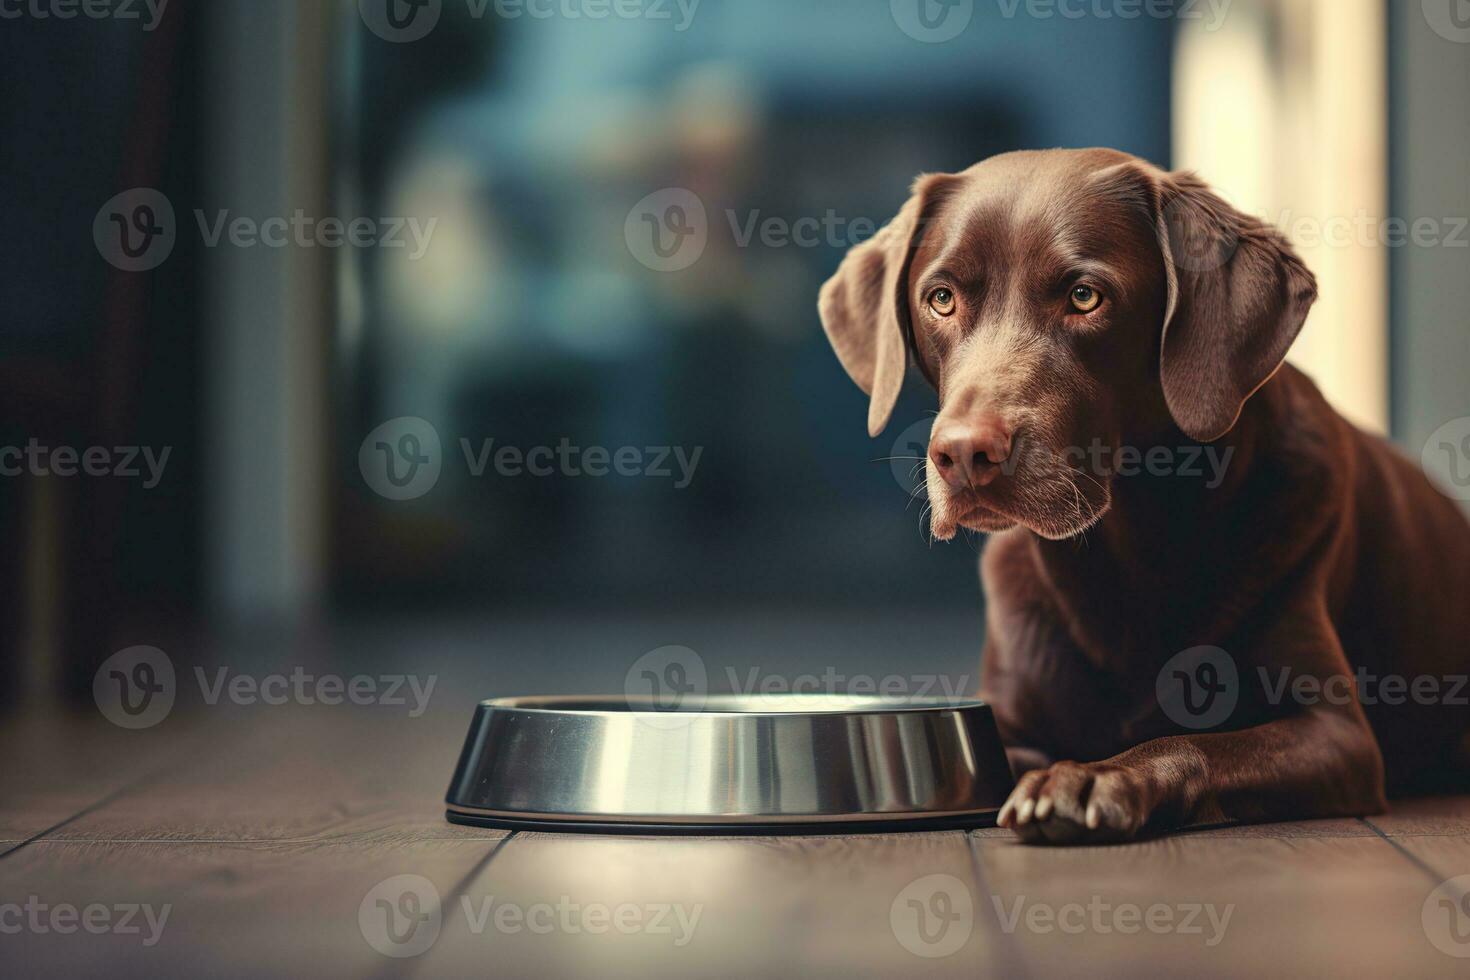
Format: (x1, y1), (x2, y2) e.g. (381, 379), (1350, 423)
(4, 705), (1469, 978)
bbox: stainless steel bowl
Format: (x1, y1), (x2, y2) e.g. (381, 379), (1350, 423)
(445, 695), (1014, 834)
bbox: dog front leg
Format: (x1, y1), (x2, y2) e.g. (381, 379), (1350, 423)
(998, 618), (1387, 844)
(999, 710), (1386, 844)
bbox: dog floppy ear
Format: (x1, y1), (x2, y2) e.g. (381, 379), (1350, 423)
(818, 174), (954, 437)
(1150, 170), (1318, 442)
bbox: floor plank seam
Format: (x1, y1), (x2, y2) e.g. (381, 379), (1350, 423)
(384, 831), (519, 980)
(1358, 817), (1454, 885)
(1, 836), (511, 845)
(0, 775), (165, 862)
(0, 721), (282, 859)
(966, 830), (1035, 980)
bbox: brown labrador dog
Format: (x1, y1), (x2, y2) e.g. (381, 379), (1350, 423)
(819, 148), (1470, 844)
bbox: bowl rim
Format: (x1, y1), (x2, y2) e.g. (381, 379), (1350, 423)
(478, 693), (989, 717)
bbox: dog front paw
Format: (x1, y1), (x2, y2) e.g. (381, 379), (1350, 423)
(997, 760), (1153, 845)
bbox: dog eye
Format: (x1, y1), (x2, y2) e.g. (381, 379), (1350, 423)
(1069, 285), (1103, 313)
(928, 287), (956, 317)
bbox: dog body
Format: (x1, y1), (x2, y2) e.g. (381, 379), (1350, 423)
(819, 148), (1470, 843)
(981, 363), (1470, 841)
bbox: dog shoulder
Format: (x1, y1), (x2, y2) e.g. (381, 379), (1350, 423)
(1239, 365), (1356, 543)
(979, 530), (1077, 658)
(979, 528), (1040, 605)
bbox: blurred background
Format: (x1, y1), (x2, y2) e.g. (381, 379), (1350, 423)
(1, 0), (1465, 716)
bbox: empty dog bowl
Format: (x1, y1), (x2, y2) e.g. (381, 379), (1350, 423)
(444, 695), (1014, 834)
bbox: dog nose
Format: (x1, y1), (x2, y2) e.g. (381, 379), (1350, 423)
(929, 419), (1013, 488)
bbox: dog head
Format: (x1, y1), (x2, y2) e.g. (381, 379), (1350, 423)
(818, 148), (1317, 540)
